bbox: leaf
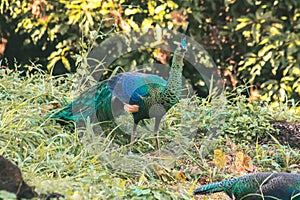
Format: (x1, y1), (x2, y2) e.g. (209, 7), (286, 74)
(135, 188), (151, 196)
(253, 23), (261, 43)
(127, 19), (139, 31)
(172, 169), (186, 182)
(166, 1), (178, 9)
(124, 8), (142, 16)
(213, 149), (226, 169)
(147, 1), (156, 16)
(258, 44), (275, 57)
(0, 190), (17, 199)
(259, 38), (269, 45)
(235, 20), (251, 31)
(234, 152), (244, 171)
(61, 57), (71, 71)
(243, 57), (257, 68)
(154, 3), (167, 14)
(292, 67), (300, 75)
(234, 152), (254, 172)
(270, 26), (281, 35)
(226, 136), (236, 152)
(263, 51), (273, 61)
(141, 18), (153, 30)
(47, 56), (60, 71)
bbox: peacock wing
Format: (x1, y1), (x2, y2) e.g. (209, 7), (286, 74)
(107, 72), (166, 105)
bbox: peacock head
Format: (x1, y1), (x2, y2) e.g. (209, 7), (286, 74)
(179, 35), (187, 53)
(173, 35), (187, 66)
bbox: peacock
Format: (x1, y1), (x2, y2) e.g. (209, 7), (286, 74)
(50, 35), (187, 152)
(193, 172), (300, 200)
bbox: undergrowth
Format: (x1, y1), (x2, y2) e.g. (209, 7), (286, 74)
(0, 68), (299, 199)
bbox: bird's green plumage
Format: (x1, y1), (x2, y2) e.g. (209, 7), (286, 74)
(50, 36), (187, 149)
(50, 80), (116, 122)
(193, 172), (300, 200)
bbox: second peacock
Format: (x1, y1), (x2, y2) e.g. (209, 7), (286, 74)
(193, 172), (300, 200)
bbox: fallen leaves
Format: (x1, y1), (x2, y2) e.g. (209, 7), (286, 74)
(234, 151), (254, 172)
(213, 148), (254, 173)
(213, 149), (226, 169)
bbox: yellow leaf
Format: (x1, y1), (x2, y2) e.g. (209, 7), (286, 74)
(263, 51), (273, 61)
(234, 152), (244, 171)
(127, 19), (140, 31)
(242, 30), (251, 39)
(270, 27), (281, 36)
(234, 152), (254, 172)
(172, 169), (186, 183)
(254, 23), (261, 43)
(155, 3), (167, 14)
(258, 44), (275, 57)
(141, 18), (153, 30)
(124, 8), (142, 16)
(61, 57), (71, 71)
(213, 149), (226, 169)
(166, 0), (178, 9)
(237, 17), (251, 23)
(259, 38), (269, 45)
(148, 1), (156, 16)
(292, 67), (300, 75)
(243, 153), (254, 171)
(243, 57), (257, 68)
(117, 180), (127, 195)
(235, 18), (251, 31)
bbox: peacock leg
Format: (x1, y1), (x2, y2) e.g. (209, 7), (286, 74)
(130, 123), (138, 152)
(154, 118), (162, 152)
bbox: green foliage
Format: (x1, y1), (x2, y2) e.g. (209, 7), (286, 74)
(184, 0), (300, 101)
(222, 93), (274, 142)
(1, 0), (299, 101)
(234, 1), (300, 102)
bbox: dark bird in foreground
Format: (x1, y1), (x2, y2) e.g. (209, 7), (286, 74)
(51, 36), (187, 152)
(0, 156), (37, 199)
(193, 172), (300, 200)
(0, 156), (64, 199)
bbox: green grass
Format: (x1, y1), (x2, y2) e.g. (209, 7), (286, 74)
(0, 68), (299, 199)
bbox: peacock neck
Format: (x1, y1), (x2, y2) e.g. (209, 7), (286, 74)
(162, 50), (184, 100)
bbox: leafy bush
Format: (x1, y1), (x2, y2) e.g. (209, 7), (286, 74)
(184, 0), (300, 101)
(1, 0), (299, 101)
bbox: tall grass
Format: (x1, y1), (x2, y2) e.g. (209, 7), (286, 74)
(0, 67), (299, 199)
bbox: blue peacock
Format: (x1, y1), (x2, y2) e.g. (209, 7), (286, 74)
(50, 35), (187, 152)
(193, 172), (300, 200)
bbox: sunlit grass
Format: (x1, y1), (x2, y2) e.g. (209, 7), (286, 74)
(0, 68), (299, 199)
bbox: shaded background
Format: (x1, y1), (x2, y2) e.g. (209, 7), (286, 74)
(0, 0), (299, 102)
